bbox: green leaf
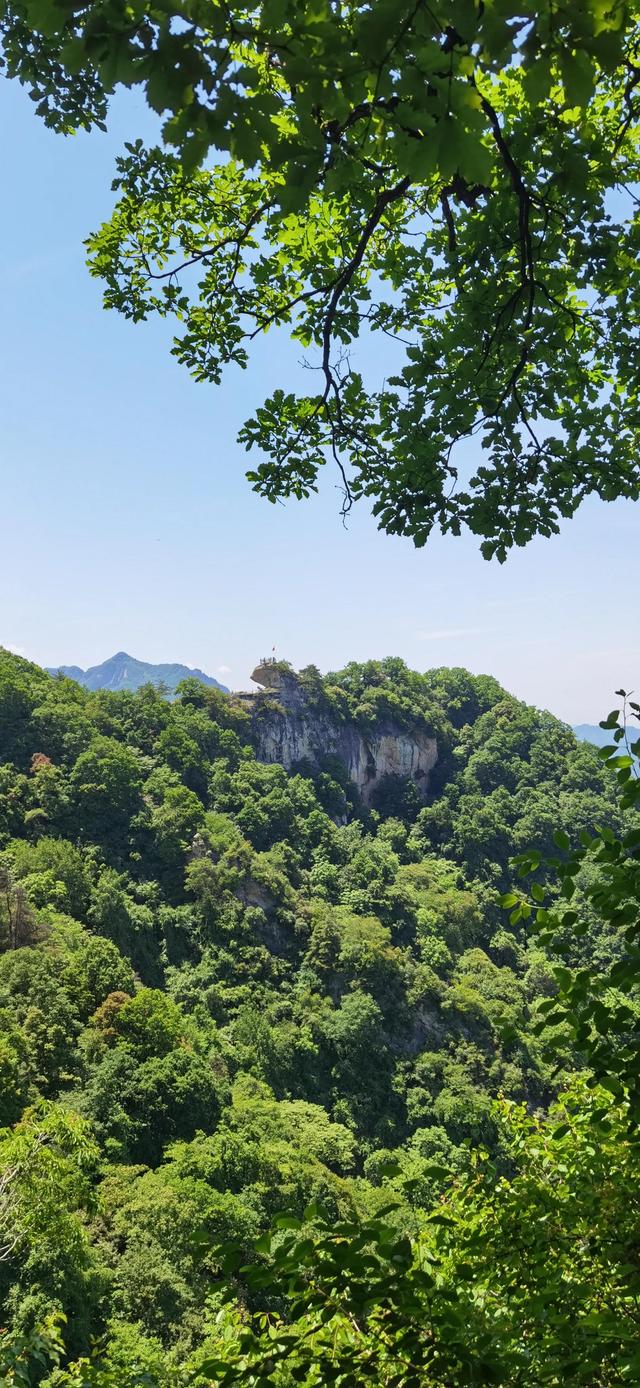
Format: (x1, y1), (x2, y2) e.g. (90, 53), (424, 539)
(274, 1214), (302, 1230)
(560, 50), (596, 106)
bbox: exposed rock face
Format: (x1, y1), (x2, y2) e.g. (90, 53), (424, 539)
(242, 667), (437, 806)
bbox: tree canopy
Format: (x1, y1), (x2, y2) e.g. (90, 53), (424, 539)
(3, 2), (640, 554)
(0, 649), (639, 1381)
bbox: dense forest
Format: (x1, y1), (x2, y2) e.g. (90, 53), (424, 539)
(4, 0), (640, 1380)
(1, 646), (639, 1384)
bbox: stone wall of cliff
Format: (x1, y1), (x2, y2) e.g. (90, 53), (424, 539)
(237, 669), (438, 806)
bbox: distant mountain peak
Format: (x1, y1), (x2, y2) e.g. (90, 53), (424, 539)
(572, 723), (610, 747)
(47, 652), (229, 696)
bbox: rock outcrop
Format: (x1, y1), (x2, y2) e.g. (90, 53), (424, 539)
(236, 663), (438, 806)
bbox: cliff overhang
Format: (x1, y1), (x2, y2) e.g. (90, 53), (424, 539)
(233, 664), (438, 807)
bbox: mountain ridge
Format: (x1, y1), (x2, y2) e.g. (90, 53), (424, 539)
(47, 650), (229, 695)
(572, 723), (610, 747)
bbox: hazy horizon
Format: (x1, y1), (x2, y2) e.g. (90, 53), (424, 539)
(0, 640), (625, 729)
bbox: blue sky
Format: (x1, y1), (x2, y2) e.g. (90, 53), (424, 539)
(1, 77), (637, 722)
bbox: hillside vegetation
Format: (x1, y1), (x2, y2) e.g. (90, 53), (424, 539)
(0, 648), (638, 1385)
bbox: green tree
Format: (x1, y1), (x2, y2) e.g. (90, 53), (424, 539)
(0, 1106), (101, 1355)
(5, 837), (90, 919)
(70, 738), (143, 843)
(0, 1015), (30, 1126)
(205, 1082), (640, 1387)
(4, 6), (640, 553)
(507, 694), (640, 1119)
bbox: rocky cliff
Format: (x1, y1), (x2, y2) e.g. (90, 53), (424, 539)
(236, 663), (438, 806)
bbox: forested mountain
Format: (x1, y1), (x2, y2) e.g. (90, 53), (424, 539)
(0, 648), (638, 1385)
(46, 652), (228, 696)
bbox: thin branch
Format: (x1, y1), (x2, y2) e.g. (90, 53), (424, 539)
(321, 176), (411, 396)
(247, 276), (341, 340)
(141, 200), (272, 283)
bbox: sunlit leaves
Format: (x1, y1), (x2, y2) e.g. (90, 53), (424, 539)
(5, 2), (640, 549)
(192, 1084), (640, 1386)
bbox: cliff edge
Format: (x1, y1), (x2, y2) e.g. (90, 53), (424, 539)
(235, 661), (438, 806)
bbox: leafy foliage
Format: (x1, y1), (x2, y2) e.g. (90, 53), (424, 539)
(0, 646), (636, 1381)
(3, 4), (640, 552)
(505, 692), (640, 1120)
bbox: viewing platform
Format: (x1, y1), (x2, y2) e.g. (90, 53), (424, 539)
(250, 657), (286, 691)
